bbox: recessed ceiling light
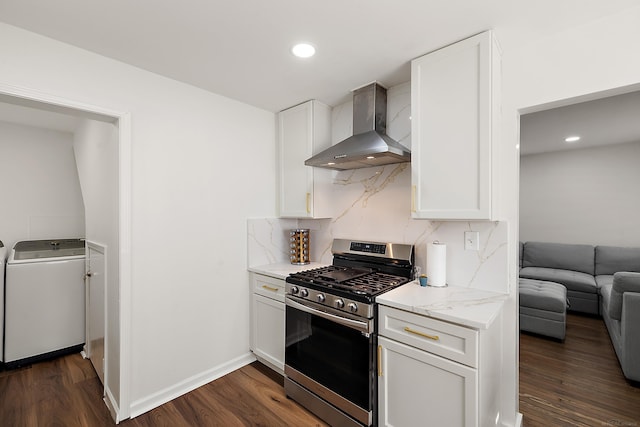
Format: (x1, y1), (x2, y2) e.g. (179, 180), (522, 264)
(291, 43), (316, 58)
(565, 136), (581, 143)
(366, 156), (375, 160)
(327, 162), (335, 166)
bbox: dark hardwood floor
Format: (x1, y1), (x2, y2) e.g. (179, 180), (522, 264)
(2, 313), (638, 427)
(520, 313), (640, 426)
(0, 356), (327, 426)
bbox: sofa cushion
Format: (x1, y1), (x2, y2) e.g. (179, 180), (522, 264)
(609, 271), (640, 321)
(522, 241), (595, 275)
(596, 274), (614, 290)
(520, 266), (597, 294)
(519, 278), (567, 312)
(595, 245), (640, 276)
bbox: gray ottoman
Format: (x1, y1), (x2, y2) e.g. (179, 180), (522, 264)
(519, 278), (567, 340)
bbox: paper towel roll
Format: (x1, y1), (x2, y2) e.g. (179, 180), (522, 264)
(426, 241), (447, 287)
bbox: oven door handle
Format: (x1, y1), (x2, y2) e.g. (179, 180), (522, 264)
(286, 298), (372, 335)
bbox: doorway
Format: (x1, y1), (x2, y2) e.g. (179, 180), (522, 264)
(517, 85), (640, 423)
(0, 86), (132, 423)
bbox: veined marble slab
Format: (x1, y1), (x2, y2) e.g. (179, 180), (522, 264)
(376, 281), (506, 329)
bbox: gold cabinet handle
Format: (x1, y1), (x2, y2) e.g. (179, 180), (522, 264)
(262, 285), (279, 292)
(404, 326), (439, 341)
(411, 185), (416, 213)
(306, 192), (311, 214)
(377, 345), (383, 377)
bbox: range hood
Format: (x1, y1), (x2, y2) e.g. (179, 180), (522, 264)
(305, 82), (411, 170)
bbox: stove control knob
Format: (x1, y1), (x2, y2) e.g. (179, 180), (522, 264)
(347, 302), (358, 313)
(334, 299), (345, 309)
(317, 293), (326, 303)
(290, 286), (299, 295)
(300, 289), (309, 298)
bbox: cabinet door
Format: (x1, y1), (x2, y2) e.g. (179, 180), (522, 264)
(277, 100), (332, 218)
(411, 31), (498, 220)
(278, 101), (314, 217)
(86, 242), (106, 386)
(378, 336), (477, 427)
(251, 293), (285, 373)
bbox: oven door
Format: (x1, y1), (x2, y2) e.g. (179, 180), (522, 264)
(285, 296), (375, 426)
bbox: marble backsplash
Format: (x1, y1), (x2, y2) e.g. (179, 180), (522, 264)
(248, 81), (508, 294)
(247, 212), (507, 292)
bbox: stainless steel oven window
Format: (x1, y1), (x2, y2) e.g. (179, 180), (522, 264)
(285, 299), (375, 414)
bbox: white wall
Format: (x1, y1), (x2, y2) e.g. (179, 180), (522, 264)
(0, 120), (85, 249)
(520, 141), (640, 246)
(498, 5), (640, 426)
(0, 22), (276, 418)
(73, 118), (121, 405)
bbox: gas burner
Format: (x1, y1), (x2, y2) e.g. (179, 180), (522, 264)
(290, 267), (406, 296)
(286, 240), (414, 316)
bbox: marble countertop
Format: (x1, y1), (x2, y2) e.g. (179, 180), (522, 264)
(248, 262), (329, 280)
(376, 281), (506, 330)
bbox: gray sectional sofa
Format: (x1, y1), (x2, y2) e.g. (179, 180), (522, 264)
(519, 241), (640, 383)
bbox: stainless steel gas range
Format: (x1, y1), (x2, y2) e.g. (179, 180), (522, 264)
(284, 239), (415, 427)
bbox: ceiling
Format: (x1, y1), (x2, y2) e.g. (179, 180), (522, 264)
(1, 1), (639, 151)
(1, 0), (639, 113)
(520, 90), (640, 155)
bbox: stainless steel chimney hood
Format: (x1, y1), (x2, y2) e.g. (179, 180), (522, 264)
(305, 82), (411, 170)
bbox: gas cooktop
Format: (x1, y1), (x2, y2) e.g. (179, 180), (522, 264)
(288, 265), (408, 297)
(285, 239), (415, 315)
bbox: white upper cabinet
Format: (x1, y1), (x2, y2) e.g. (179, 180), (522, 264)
(411, 31), (500, 220)
(277, 100), (332, 218)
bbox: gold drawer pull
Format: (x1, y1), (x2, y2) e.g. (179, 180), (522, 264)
(306, 192), (311, 214)
(404, 326), (439, 341)
(377, 345), (383, 377)
(262, 285), (279, 292)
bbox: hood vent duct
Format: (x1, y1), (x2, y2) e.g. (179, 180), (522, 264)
(305, 82), (411, 170)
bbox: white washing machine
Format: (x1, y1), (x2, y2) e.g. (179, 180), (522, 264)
(4, 238), (86, 366)
(0, 240), (6, 363)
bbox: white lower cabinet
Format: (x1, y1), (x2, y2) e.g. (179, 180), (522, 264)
(378, 305), (501, 427)
(378, 336), (477, 427)
(250, 273), (285, 374)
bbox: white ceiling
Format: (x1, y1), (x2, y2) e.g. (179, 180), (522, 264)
(1, 0), (639, 113)
(1, 1), (640, 150)
(520, 90), (640, 155)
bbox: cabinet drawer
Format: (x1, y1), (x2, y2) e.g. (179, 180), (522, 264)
(253, 274), (285, 302)
(379, 305), (478, 368)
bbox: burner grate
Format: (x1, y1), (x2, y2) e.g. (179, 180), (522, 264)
(289, 266), (409, 297)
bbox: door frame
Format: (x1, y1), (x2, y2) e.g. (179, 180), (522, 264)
(0, 83), (132, 422)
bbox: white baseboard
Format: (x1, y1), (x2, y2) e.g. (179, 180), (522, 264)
(515, 412), (523, 427)
(129, 352), (256, 419)
(502, 413), (523, 427)
(104, 386), (120, 424)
